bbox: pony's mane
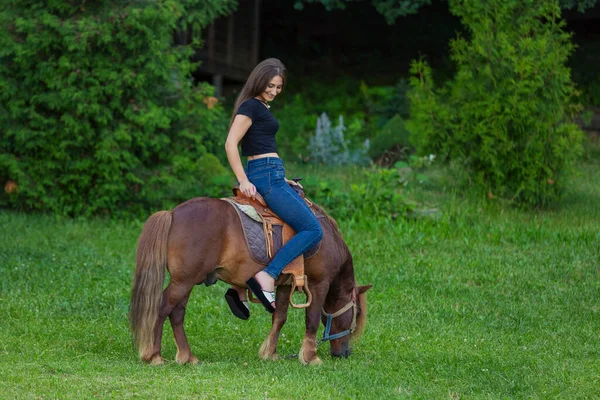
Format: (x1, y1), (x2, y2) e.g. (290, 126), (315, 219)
(351, 288), (368, 340)
(308, 199), (341, 234)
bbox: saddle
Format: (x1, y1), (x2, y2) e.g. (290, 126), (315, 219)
(222, 184), (321, 308)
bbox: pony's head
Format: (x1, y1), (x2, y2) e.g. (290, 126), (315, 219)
(322, 283), (372, 358)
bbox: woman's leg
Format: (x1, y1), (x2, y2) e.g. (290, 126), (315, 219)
(244, 159), (322, 311)
(263, 184), (322, 278)
(253, 177), (323, 297)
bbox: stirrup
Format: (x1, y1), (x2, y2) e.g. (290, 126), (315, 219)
(289, 275), (312, 309)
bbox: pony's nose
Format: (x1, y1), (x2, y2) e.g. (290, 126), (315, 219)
(331, 344), (351, 358)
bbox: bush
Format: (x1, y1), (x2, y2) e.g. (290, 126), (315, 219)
(0, 0), (234, 216)
(394, 155), (436, 188)
(275, 78), (369, 160)
(308, 113), (370, 166)
(407, 0), (584, 207)
(304, 167), (412, 221)
(274, 78), (411, 161)
(368, 114), (413, 165)
(361, 79), (411, 128)
(271, 94), (318, 161)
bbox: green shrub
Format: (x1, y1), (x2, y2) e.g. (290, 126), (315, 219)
(394, 155), (436, 188)
(275, 78), (411, 161)
(0, 0), (234, 216)
(361, 79), (411, 127)
(275, 78), (369, 160)
(304, 167), (411, 221)
(272, 94), (318, 161)
(368, 114), (413, 164)
(407, 0), (584, 207)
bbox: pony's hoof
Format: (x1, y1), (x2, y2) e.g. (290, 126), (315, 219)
(176, 353), (200, 365)
(150, 355), (164, 366)
(258, 338), (278, 360)
(305, 356), (322, 366)
(298, 348), (322, 365)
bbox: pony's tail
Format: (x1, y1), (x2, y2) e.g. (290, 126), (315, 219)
(129, 210), (172, 360)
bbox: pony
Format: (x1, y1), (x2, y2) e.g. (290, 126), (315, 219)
(129, 197), (372, 365)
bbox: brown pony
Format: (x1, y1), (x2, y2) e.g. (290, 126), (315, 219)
(129, 197), (372, 365)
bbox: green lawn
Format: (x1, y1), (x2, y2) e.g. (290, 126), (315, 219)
(1, 159), (599, 399)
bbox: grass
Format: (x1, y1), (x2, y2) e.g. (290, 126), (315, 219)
(1, 157), (599, 399)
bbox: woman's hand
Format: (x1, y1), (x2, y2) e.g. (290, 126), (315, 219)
(285, 177), (303, 189)
(239, 180), (257, 199)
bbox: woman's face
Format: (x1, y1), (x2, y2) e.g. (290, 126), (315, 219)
(259, 75), (284, 103)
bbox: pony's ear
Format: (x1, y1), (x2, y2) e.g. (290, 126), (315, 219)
(357, 284), (373, 294)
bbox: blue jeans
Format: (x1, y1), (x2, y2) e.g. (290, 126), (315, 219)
(246, 157), (323, 280)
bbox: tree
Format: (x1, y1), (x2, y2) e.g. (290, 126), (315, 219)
(0, 0), (235, 216)
(294, 0), (600, 23)
(559, 0), (600, 11)
(294, 0), (432, 23)
(407, 0), (584, 207)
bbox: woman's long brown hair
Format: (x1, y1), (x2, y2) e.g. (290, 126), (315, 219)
(229, 58), (287, 126)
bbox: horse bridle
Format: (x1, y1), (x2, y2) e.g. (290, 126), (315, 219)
(320, 289), (357, 343)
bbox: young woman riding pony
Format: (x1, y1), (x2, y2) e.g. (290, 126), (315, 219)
(129, 60), (370, 362)
(224, 58), (323, 318)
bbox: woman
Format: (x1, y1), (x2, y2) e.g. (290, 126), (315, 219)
(223, 58), (323, 318)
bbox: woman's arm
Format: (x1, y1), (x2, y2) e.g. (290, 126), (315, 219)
(225, 115), (256, 198)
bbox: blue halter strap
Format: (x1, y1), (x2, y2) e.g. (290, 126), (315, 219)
(320, 299), (357, 343)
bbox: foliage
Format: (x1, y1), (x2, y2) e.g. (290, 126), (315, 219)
(293, 0), (599, 23)
(570, 40), (600, 107)
(582, 136), (600, 161)
(284, 76), (369, 124)
(274, 77), (369, 161)
(278, 75), (414, 158)
(308, 112), (370, 165)
(394, 154), (436, 187)
(407, 0), (585, 207)
(276, 77), (413, 160)
(361, 79), (411, 131)
(276, 79), (412, 163)
(0, 0), (234, 217)
(583, 81), (600, 107)
(304, 166), (412, 221)
(368, 114), (413, 163)
(294, 0), (432, 23)
(559, 0), (600, 11)
(178, 0), (237, 33)
(271, 94), (318, 161)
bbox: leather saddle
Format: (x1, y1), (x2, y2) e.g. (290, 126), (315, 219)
(224, 183), (320, 308)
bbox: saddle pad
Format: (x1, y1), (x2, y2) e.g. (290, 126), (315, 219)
(223, 199), (321, 265)
(234, 202), (263, 223)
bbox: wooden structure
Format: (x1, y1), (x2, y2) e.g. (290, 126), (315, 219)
(175, 0), (261, 96)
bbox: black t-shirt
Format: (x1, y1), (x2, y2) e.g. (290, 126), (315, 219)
(236, 98), (280, 156)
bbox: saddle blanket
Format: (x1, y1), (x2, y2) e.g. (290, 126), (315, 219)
(223, 198), (321, 265)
